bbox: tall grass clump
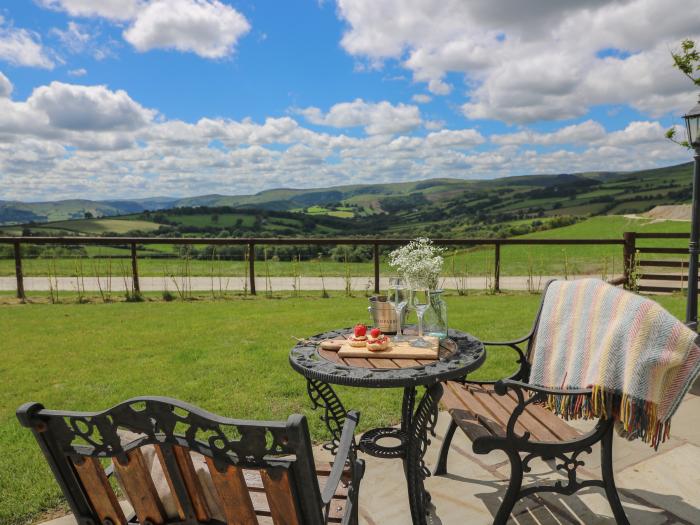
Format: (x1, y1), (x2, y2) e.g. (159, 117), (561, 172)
(170, 248), (193, 300)
(343, 247), (352, 297)
(318, 253), (329, 298)
(91, 255), (113, 303)
(46, 254), (59, 304)
(450, 250), (469, 295)
(263, 247), (273, 297)
(291, 253), (301, 297)
(119, 259), (142, 302)
(73, 255), (87, 303)
(526, 253), (543, 294)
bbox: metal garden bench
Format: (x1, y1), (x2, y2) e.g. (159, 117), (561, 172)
(17, 396), (364, 525)
(435, 281), (630, 525)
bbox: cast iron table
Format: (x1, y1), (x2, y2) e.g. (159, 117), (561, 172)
(289, 328), (485, 525)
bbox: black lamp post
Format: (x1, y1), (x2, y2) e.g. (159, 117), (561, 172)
(683, 95), (700, 330)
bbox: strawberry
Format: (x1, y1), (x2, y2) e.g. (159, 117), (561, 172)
(354, 324), (367, 337)
(370, 327), (381, 338)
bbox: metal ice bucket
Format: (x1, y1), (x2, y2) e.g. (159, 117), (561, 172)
(368, 295), (405, 334)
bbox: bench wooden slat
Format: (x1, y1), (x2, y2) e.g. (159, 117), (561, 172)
(205, 457), (258, 525)
(441, 383), (494, 441)
(71, 457), (127, 525)
(112, 448), (167, 525)
(444, 382), (505, 437)
(470, 386), (529, 437)
(260, 468), (301, 525)
(442, 381), (580, 444)
(242, 466), (349, 499)
(507, 392), (581, 441)
(489, 390), (559, 442)
(155, 445), (211, 522)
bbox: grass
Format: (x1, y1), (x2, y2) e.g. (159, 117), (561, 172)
(26, 218), (162, 235)
(0, 292), (689, 524)
(0, 216), (691, 282)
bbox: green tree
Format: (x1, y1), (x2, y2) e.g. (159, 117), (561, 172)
(666, 39), (700, 148)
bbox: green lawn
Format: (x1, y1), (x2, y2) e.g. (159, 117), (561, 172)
(0, 292), (689, 524)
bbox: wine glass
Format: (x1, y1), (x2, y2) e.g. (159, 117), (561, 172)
(388, 278), (408, 341)
(410, 287), (432, 348)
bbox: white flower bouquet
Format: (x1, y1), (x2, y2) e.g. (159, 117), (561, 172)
(388, 237), (444, 290)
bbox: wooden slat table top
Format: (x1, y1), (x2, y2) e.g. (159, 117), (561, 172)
(316, 333), (445, 370)
(318, 347), (437, 369)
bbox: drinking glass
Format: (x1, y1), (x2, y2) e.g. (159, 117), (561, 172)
(410, 287), (432, 348)
(388, 277), (408, 341)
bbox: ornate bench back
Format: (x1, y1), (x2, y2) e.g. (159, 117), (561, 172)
(17, 396), (324, 525)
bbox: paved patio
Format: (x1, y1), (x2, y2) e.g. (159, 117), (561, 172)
(42, 387), (700, 525)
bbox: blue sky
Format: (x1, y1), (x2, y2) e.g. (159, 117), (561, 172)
(0, 0), (698, 200)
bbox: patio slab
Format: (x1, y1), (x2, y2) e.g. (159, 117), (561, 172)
(38, 394), (699, 525)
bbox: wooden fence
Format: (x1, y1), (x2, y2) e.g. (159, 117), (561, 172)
(624, 232), (693, 293)
(0, 233), (687, 299)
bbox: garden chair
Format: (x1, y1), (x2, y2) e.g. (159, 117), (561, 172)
(17, 396), (364, 525)
(436, 280), (630, 524)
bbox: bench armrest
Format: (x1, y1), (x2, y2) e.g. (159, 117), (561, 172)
(321, 410), (361, 506)
(461, 336), (532, 385)
(495, 379), (593, 397)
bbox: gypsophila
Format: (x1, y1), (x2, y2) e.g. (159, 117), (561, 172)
(388, 237), (444, 289)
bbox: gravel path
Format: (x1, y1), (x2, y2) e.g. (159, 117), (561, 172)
(0, 275), (621, 292)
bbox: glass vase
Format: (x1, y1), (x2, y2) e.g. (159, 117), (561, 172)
(423, 289), (448, 339)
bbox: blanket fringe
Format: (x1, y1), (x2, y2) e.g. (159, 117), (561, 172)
(545, 386), (671, 450)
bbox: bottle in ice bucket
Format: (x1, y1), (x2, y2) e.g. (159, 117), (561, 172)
(367, 295), (401, 334)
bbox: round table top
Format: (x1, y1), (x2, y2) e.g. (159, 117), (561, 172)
(289, 328), (485, 388)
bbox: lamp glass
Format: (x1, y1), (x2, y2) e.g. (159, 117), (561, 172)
(687, 114), (700, 147)
(685, 99), (700, 147)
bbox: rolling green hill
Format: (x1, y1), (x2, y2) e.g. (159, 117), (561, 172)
(0, 162), (693, 239)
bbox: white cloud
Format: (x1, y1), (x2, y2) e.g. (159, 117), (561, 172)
(492, 120), (607, 146)
(425, 129), (484, 148)
(0, 71), (12, 97)
(39, 0), (143, 21)
(0, 18), (54, 69)
(298, 99), (422, 135)
(0, 72), (690, 201)
(412, 94), (431, 104)
(423, 119), (444, 130)
(123, 0), (251, 58)
(68, 68), (87, 77)
(28, 82), (155, 131)
(335, 0), (700, 123)
(50, 22), (91, 54)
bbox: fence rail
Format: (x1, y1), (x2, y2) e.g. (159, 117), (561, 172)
(0, 233), (688, 299)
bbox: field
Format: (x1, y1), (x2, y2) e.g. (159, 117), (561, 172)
(0, 216), (690, 291)
(0, 292), (688, 524)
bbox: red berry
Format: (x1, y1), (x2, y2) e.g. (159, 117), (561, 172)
(370, 327), (381, 338)
(354, 324), (367, 337)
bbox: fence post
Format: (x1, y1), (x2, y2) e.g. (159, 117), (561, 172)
(374, 243), (380, 294)
(623, 232), (636, 289)
(130, 243), (140, 294)
(494, 241), (501, 293)
(249, 242), (256, 295)
(13, 241), (25, 300)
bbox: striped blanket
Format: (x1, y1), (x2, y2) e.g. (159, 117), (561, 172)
(530, 278), (700, 448)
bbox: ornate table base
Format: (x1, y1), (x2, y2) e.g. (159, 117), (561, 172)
(307, 378), (443, 525)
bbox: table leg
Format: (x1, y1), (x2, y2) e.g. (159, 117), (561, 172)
(405, 383), (442, 525)
(306, 378), (348, 454)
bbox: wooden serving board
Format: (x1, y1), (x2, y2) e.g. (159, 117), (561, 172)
(337, 336), (439, 359)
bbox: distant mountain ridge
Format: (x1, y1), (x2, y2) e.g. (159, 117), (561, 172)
(0, 162), (693, 226)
